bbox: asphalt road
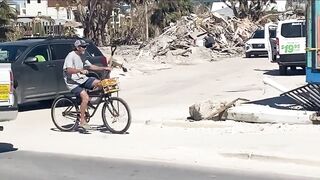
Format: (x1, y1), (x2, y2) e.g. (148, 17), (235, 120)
(0, 148), (314, 180)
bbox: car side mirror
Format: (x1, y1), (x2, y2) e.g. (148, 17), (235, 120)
(25, 57), (37, 63)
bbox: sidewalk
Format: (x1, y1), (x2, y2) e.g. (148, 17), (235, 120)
(1, 110), (320, 178)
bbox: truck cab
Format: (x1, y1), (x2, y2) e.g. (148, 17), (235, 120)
(0, 62), (18, 130)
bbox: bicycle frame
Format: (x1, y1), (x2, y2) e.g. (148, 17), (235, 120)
(80, 93), (115, 120)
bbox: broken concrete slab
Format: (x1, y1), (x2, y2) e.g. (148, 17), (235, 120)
(227, 104), (315, 124)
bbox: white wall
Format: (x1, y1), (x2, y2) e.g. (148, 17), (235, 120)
(15, 0), (74, 21)
(47, 7), (74, 21)
(24, 0), (48, 17)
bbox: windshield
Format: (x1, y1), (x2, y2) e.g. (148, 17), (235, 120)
(281, 22), (306, 38)
(0, 45), (27, 63)
(252, 30), (265, 39)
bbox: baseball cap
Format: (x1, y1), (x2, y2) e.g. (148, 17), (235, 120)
(74, 40), (89, 47)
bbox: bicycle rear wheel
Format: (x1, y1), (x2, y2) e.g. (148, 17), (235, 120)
(51, 96), (79, 131)
(102, 97), (131, 134)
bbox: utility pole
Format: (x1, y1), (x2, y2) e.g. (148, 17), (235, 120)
(145, 1), (149, 41)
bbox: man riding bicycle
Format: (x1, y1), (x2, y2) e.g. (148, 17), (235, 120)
(63, 40), (112, 130)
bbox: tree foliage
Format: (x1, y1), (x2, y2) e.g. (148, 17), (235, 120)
(150, 0), (193, 29)
(67, 0), (115, 46)
(225, 0), (274, 21)
(0, 0), (17, 41)
(0, 0), (16, 26)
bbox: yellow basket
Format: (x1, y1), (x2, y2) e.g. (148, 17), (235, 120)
(100, 78), (119, 94)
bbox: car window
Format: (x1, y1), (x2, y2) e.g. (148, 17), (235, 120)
(281, 22), (306, 38)
(51, 44), (73, 60)
(86, 43), (103, 57)
(0, 45), (27, 63)
(252, 30), (264, 39)
(26, 45), (49, 63)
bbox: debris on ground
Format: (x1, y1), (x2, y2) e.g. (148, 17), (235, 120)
(138, 13), (258, 63)
(189, 98), (250, 121)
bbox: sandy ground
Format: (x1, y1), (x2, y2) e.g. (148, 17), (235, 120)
(2, 54), (320, 178)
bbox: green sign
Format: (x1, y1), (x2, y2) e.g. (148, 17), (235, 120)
(281, 43), (301, 53)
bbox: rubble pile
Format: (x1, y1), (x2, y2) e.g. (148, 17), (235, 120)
(140, 13), (259, 63)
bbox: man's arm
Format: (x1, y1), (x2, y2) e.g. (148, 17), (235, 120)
(88, 64), (112, 71)
(66, 68), (88, 75)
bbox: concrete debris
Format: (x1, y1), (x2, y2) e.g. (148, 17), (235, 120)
(189, 98), (316, 125)
(227, 104), (315, 124)
(189, 100), (228, 121)
(189, 98), (249, 121)
(139, 13), (258, 63)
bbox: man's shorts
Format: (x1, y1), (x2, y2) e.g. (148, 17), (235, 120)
(71, 77), (96, 96)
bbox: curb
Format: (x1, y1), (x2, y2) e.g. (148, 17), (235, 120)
(220, 152), (320, 167)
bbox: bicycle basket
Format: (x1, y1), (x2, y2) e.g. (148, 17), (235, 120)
(100, 78), (119, 94)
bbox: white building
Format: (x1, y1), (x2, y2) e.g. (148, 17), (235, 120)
(10, 0), (74, 23)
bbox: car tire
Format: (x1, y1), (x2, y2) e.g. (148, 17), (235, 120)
(279, 65), (287, 75)
(245, 53), (251, 58)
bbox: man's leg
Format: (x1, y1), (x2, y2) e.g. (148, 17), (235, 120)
(79, 90), (90, 126)
(92, 79), (101, 89)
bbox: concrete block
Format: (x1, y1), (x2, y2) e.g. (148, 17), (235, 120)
(227, 104), (315, 124)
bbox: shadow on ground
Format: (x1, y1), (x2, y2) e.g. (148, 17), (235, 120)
(0, 143), (18, 153)
(254, 68), (306, 76)
(243, 55), (268, 59)
(18, 100), (53, 112)
(50, 125), (130, 135)
(247, 95), (303, 110)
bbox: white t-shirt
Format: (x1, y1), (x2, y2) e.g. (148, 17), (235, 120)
(63, 51), (92, 90)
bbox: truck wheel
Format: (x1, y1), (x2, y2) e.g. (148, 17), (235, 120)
(245, 53), (251, 58)
(279, 66), (287, 75)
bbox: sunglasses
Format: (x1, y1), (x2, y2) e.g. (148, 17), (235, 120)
(80, 45), (87, 48)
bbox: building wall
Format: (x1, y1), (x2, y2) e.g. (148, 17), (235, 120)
(12, 0), (74, 21)
(47, 7), (73, 20)
(24, 0), (48, 16)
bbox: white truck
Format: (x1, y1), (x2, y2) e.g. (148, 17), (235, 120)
(268, 19), (306, 75)
(0, 63), (18, 130)
(245, 23), (277, 58)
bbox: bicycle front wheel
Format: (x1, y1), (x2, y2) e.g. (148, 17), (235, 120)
(102, 97), (131, 134)
(51, 96), (79, 131)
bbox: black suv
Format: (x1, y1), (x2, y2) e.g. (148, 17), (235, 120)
(0, 36), (108, 105)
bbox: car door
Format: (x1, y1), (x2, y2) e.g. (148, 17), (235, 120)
(264, 23), (277, 62)
(50, 43), (74, 94)
(18, 45), (58, 101)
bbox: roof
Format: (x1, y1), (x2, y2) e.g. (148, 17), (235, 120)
(0, 36), (93, 46)
(0, 39), (45, 46)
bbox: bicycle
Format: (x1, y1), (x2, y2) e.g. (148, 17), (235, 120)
(51, 45), (131, 134)
(51, 77), (131, 134)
